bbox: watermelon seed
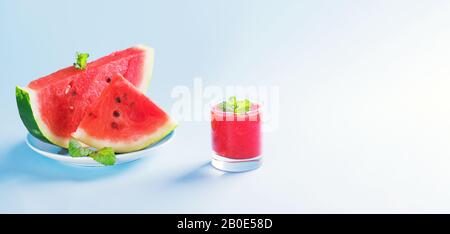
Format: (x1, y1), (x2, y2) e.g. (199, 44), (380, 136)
(111, 122), (118, 129)
(115, 97), (121, 103)
(72, 91), (77, 96)
(65, 81), (74, 95)
(64, 85), (71, 95)
(106, 77), (111, 83)
(113, 111), (120, 117)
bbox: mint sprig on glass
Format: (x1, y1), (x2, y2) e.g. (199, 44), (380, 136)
(68, 138), (116, 166)
(219, 96), (251, 114)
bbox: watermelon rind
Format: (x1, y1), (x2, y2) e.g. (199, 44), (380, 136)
(134, 44), (154, 93)
(73, 119), (177, 153)
(16, 86), (66, 146)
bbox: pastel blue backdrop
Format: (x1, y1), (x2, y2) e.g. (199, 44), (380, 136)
(2, 0), (450, 213)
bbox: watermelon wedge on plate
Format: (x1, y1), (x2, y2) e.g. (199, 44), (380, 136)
(16, 45), (154, 148)
(73, 74), (177, 153)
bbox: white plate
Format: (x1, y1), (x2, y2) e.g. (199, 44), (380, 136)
(25, 131), (175, 167)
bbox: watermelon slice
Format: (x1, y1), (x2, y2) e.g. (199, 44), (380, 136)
(16, 45), (154, 148)
(72, 74), (177, 153)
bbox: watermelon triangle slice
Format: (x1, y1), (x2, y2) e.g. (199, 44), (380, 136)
(16, 45), (154, 148)
(72, 74), (177, 153)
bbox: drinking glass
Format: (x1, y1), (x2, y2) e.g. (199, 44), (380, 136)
(210, 102), (262, 172)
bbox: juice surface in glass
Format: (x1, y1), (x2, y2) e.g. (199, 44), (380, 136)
(211, 103), (262, 160)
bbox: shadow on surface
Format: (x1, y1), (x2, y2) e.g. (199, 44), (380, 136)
(174, 162), (217, 184)
(0, 141), (140, 182)
(172, 161), (244, 185)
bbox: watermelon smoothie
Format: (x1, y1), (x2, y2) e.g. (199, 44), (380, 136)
(210, 100), (262, 172)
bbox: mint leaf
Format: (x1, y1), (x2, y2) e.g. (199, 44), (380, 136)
(73, 52), (89, 70)
(235, 99), (251, 114)
(219, 96), (251, 114)
(219, 96), (237, 112)
(218, 101), (235, 112)
(218, 102), (225, 111)
(90, 147), (116, 166)
(68, 139), (116, 166)
(228, 96), (237, 107)
(68, 138), (94, 157)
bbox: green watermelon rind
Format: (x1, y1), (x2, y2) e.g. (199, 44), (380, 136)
(15, 86), (52, 144)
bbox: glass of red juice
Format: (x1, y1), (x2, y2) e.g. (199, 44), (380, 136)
(210, 99), (262, 172)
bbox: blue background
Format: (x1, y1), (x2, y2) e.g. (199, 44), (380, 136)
(2, 0), (450, 213)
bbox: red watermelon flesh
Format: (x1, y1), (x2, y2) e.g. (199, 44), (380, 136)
(20, 45), (154, 148)
(73, 74), (177, 153)
(28, 46), (152, 91)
